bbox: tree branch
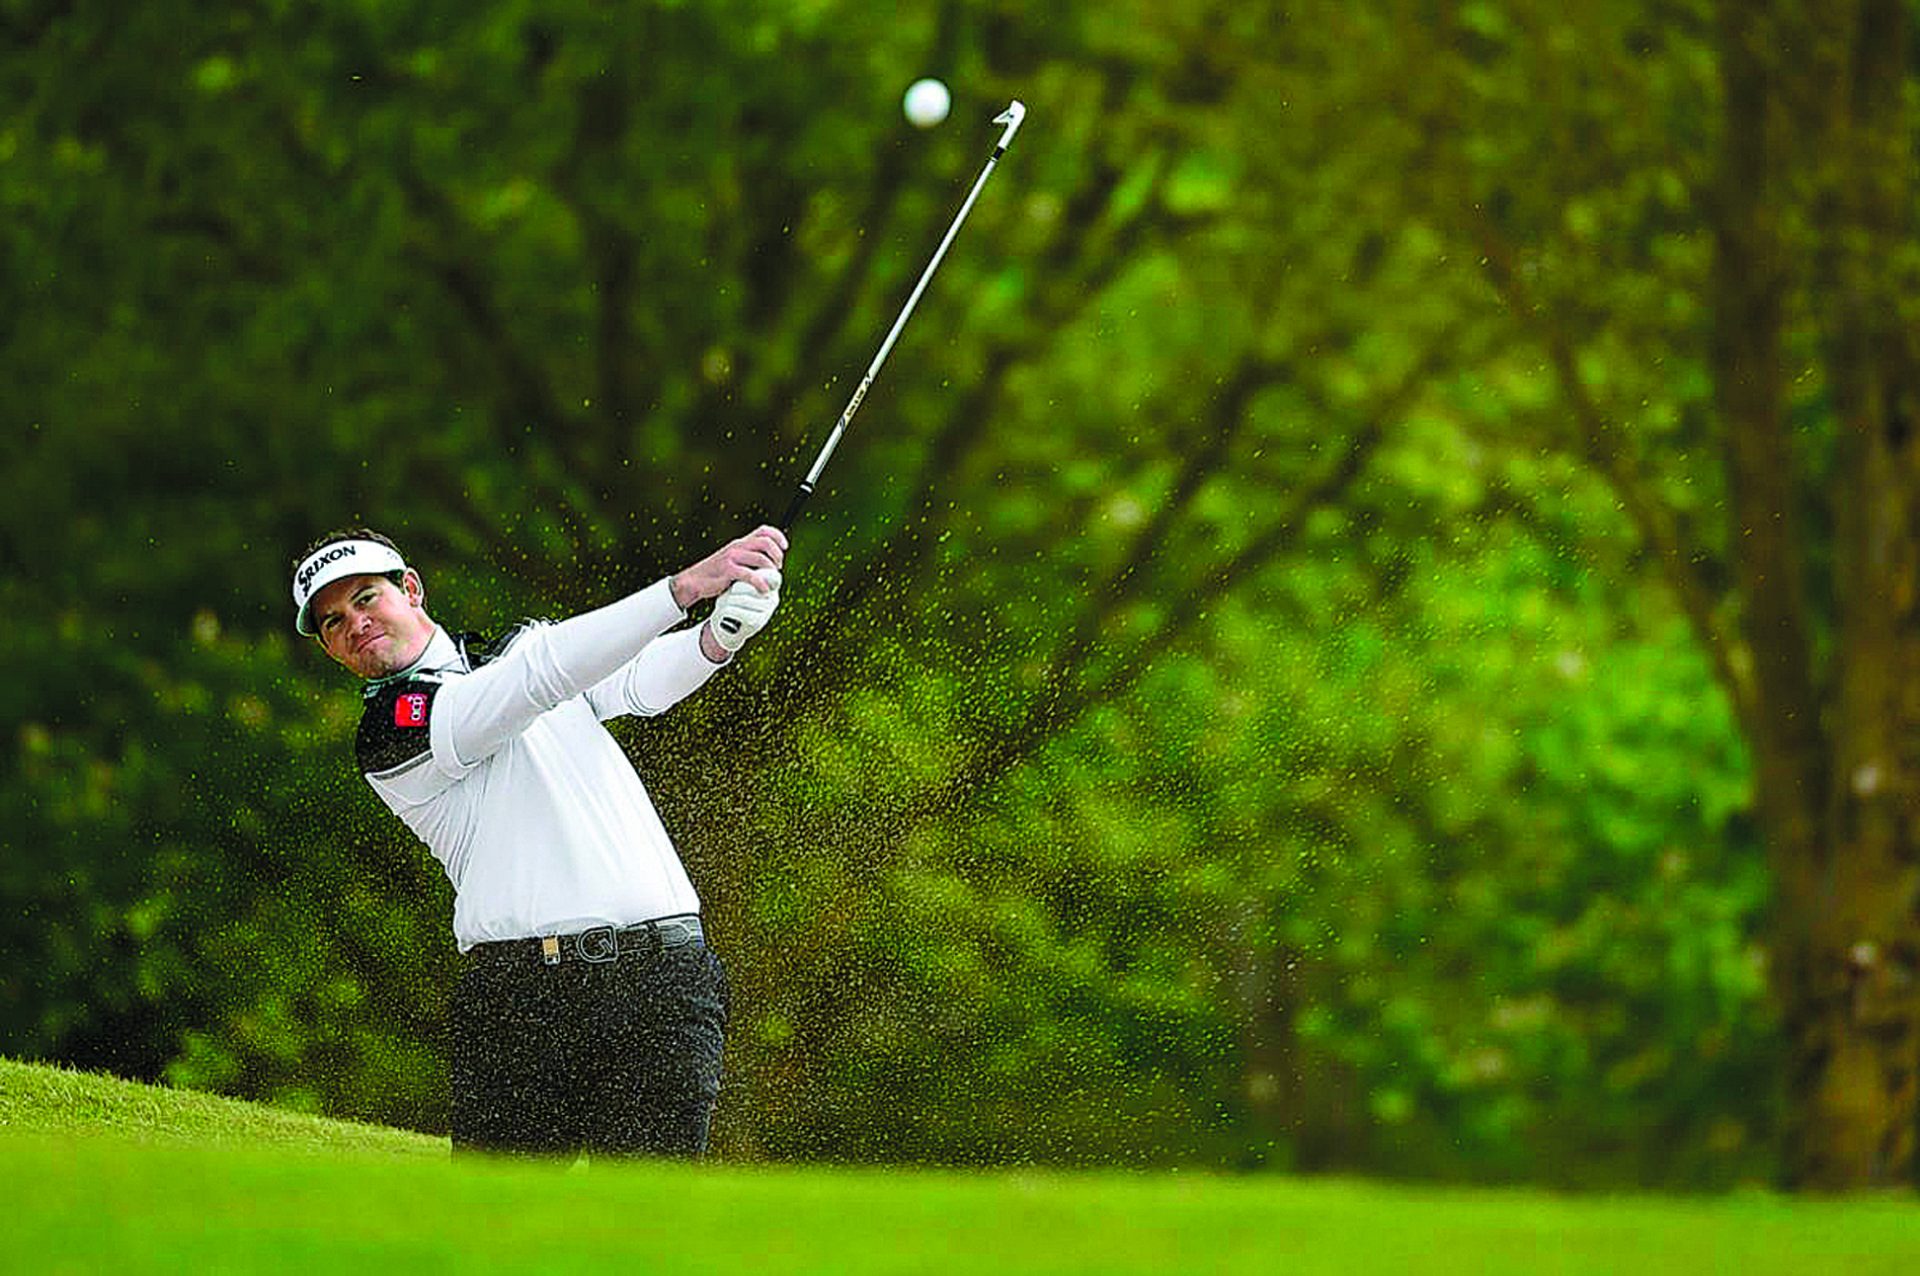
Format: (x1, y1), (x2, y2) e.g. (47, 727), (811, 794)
(1469, 205), (1760, 743)
(872, 335), (1432, 835)
(1708, 0), (1827, 840)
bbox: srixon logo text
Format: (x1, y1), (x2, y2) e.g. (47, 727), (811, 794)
(299, 545), (357, 591)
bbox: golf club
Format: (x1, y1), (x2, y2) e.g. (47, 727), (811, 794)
(712, 99), (1025, 642)
(778, 98), (1027, 531)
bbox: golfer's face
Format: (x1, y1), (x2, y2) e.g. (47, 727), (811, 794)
(312, 572), (432, 679)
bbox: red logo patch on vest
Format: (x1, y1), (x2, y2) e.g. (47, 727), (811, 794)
(394, 693), (429, 729)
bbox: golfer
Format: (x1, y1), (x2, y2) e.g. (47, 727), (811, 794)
(290, 525), (786, 1158)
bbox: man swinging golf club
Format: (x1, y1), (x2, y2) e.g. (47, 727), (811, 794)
(282, 96), (1023, 1161)
(291, 524), (785, 1159)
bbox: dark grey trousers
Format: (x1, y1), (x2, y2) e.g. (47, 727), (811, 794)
(449, 941), (728, 1158)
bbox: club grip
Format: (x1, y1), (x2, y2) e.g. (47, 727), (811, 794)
(779, 482), (814, 531)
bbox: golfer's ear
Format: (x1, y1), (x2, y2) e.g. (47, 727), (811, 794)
(403, 569), (425, 606)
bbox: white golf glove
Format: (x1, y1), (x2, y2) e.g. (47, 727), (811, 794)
(708, 567), (781, 653)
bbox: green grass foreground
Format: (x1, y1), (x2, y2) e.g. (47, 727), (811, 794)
(3, 1059), (1918, 1274)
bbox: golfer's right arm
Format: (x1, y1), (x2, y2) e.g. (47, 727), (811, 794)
(432, 526), (786, 768)
(430, 580), (688, 768)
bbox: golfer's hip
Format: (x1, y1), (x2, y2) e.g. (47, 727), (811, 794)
(464, 913), (706, 969)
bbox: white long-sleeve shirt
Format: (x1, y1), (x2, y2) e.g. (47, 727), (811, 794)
(355, 579), (720, 950)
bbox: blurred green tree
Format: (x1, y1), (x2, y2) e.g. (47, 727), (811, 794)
(1341, 0), (1920, 1188)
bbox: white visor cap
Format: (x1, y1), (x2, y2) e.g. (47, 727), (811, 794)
(292, 539), (409, 635)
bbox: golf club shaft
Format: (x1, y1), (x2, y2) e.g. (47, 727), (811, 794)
(779, 100), (1027, 530)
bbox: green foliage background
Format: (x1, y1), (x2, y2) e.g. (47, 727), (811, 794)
(1, 0), (1810, 1186)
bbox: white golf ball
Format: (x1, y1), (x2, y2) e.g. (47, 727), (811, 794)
(903, 78), (951, 128)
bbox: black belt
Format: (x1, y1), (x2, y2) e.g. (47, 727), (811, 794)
(466, 914), (705, 968)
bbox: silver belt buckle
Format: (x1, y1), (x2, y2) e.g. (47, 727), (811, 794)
(576, 925), (619, 963)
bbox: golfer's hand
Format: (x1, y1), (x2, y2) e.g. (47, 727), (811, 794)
(672, 525), (787, 608)
(707, 567), (781, 656)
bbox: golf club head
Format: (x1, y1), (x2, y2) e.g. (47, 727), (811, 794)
(993, 100), (1027, 153)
